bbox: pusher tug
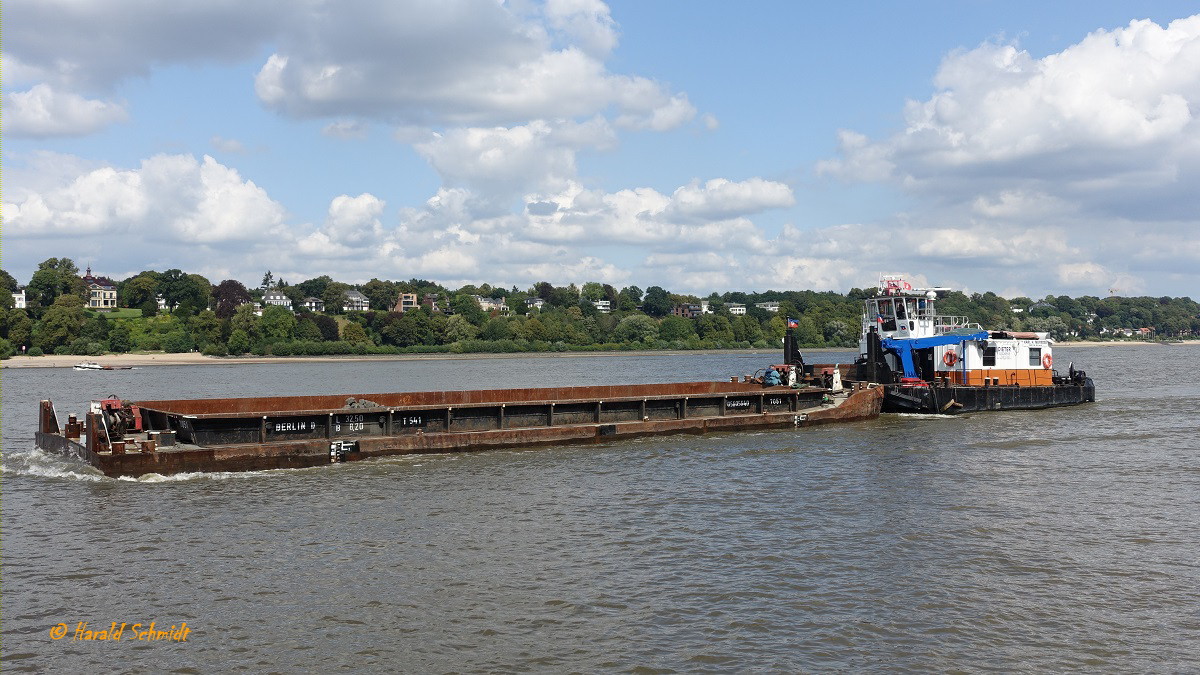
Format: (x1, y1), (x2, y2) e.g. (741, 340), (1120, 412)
(852, 275), (1095, 414)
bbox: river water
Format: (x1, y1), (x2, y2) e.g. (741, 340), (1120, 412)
(2, 346), (1198, 672)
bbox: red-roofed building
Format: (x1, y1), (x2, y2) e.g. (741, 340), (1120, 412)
(81, 266), (117, 310)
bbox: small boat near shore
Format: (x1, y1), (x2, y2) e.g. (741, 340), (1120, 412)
(74, 362), (134, 371)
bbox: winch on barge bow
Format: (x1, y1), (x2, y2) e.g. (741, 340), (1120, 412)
(35, 369), (883, 478)
(849, 275), (1095, 414)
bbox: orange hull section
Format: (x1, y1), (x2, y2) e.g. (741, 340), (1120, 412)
(944, 369), (1055, 386)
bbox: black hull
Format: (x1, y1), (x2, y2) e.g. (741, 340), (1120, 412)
(882, 379), (1095, 415)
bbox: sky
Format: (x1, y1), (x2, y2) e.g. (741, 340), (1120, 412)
(4, 1), (1200, 299)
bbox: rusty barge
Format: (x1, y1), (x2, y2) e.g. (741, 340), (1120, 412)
(36, 375), (883, 478)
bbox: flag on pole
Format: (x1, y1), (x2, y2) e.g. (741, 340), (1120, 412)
(787, 317), (799, 329)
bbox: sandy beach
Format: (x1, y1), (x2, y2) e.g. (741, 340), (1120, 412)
(0, 341), (1182, 369)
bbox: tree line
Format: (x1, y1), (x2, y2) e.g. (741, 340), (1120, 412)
(2, 258), (1197, 360)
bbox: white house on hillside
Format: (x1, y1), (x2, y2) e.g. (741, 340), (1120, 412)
(343, 290), (369, 312)
(263, 290), (293, 310)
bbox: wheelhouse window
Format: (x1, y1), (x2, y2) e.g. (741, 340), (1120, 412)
(1029, 347), (1041, 366)
(982, 346), (997, 367)
(876, 298), (897, 330)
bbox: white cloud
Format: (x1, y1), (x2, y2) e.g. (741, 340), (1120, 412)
(1056, 261), (1110, 288)
(3, 0), (281, 90)
(5, 84), (128, 137)
(323, 120), (369, 139)
(414, 118), (615, 200)
(210, 135), (247, 153)
(518, 178), (788, 252)
(325, 193), (387, 245)
(821, 16), (1200, 194)
(544, 0), (619, 57)
(252, 3), (693, 130)
(666, 178), (795, 222)
(4, 154), (287, 244)
(814, 14), (1200, 297)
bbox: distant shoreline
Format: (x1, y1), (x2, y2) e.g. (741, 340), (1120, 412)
(0, 340), (1183, 369)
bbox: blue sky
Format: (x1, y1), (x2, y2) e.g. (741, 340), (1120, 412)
(5, 1), (1200, 298)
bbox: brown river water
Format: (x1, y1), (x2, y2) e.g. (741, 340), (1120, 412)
(2, 346), (1198, 672)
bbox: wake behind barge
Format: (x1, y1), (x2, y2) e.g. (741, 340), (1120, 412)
(36, 378), (883, 478)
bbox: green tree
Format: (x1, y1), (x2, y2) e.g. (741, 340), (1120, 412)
(519, 317), (551, 342)
(822, 319), (852, 347)
(341, 321), (372, 345)
(122, 273), (160, 308)
(794, 316), (824, 346)
(444, 314), (480, 342)
(157, 269), (187, 310)
(505, 291), (530, 316)
(108, 322), (133, 353)
(227, 329), (251, 354)
(27, 258), (85, 315)
(230, 303), (262, 343)
(296, 275), (334, 300)
(283, 285), (307, 310)
(162, 331), (194, 353)
(80, 314), (111, 344)
(613, 315), (659, 342)
(213, 279), (252, 318)
(763, 315), (786, 342)
(314, 315), (339, 341)
(642, 286), (673, 317)
(188, 274), (214, 312)
(480, 317), (513, 340)
(658, 316), (696, 341)
(696, 315), (735, 343)
(618, 286), (643, 311)
(379, 311), (432, 347)
(581, 282), (605, 302)
(189, 310), (223, 347)
(7, 309), (33, 349)
(260, 305), (298, 342)
(0, 269), (18, 293)
(451, 294), (488, 326)
(296, 316), (324, 341)
(34, 295), (87, 352)
(322, 282), (351, 315)
(361, 278), (399, 310)
(733, 315), (763, 343)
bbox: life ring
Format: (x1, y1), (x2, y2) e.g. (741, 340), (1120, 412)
(1042, 353), (1053, 369)
(943, 351), (958, 367)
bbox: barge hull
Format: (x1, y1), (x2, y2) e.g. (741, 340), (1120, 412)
(36, 384), (883, 478)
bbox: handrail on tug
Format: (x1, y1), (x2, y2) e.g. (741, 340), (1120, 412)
(879, 330), (990, 381)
